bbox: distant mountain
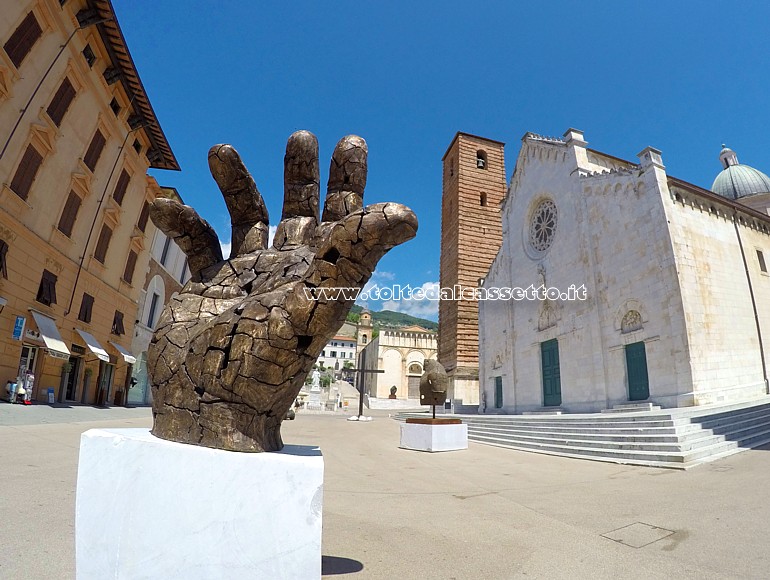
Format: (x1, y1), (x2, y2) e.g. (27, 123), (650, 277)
(348, 305), (438, 331)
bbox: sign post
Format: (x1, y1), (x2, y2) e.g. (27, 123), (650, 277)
(12, 316), (25, 341)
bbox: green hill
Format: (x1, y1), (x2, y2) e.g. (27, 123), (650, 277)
(348, 305), (438, 331)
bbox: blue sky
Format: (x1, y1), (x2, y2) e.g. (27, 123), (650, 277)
(114, 1), (770, 321)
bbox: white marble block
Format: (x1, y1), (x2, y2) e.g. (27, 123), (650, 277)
(399, 422), (468, 452)
(76, 428), (323, 580)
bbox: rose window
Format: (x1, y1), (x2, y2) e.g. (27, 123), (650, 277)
(529, 200), (558, 252)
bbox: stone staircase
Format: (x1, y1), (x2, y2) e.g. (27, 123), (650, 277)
(395, 397), (770, 469)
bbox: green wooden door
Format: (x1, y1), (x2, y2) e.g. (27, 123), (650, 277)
(494, 376), (503, 408)
(625, 341), (650, 401)
(541, 339), (561, 407)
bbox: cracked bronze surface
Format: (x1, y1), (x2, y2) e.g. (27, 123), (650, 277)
(147, 132), (417, 452)
(420, 360), (448, 406)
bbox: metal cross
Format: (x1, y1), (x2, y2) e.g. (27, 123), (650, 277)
(349, 348), (384, 417)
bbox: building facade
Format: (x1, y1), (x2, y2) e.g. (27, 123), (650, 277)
(360, 325), (437, 403)
(479, 128), (770, 414)
(0, 0), (178, 404)
(129, 188), (188, 405)
(317, 335), (357, 375)
(439, 132), (506, 406)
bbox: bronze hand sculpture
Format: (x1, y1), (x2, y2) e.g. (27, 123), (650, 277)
(147, 132), (417, 452)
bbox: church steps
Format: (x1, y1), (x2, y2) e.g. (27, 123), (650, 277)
(469, 419), (770, 454)
(467, 428), (722, 453)
(394, 399), (770, 468)
(462, 406), (770, 437)
(467, 434), (692, 464)
(467, 426), (708, 445)
(683, 404), (770, 427)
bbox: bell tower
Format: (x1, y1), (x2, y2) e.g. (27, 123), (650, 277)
(439, 132), (506, 406)
(357, 309), (373, 354)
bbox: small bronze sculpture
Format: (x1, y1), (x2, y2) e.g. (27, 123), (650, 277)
(420, 359), (448, 418)
(389, 385), (397, 399)
(147, 132), (417, 452)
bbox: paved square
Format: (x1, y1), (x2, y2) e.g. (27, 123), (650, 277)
(3, 403), (770, 579)
(602, 522), (675, 548)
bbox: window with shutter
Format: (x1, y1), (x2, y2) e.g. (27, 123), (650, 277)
(83, 130), (106, 172)
(93, 224), (112, 263)
(147, 292), (160, 328)
(78, 293), (94, 323)
(0, 240), (8, 279)
(112, 170), (130, 206)
(82, 44), (96, 67)
(36, 270), (57, 306)
(3, 12), (43, 69)
(122, 250), (137, 284)
(10, 144), (43, 200)
(46, 77), (76, 127)
(160, 236), (171, 266)
(112, 310), (125, 335)
(57, 191), (82, 237)
(137, 201), (150, 232)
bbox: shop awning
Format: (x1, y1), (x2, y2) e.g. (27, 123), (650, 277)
(110, 341), (137, 364)
(30, 311), (70, 360)
(75, 330), (110, 362)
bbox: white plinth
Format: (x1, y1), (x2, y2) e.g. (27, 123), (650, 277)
(399, 422), (468, 452)
(76, 429), (323, 580)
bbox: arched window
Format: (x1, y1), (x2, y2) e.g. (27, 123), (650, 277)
(449, 158), (454, 177)
(361, 334), (367, 344)
(480, 192), (487, 207)
(476, 150), (487, 169)
(408, 363), (422, 375)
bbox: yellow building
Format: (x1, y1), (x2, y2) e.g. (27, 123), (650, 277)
(0, 0), (178, 404)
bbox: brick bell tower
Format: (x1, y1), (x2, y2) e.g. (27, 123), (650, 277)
(439, 133), (506, 407)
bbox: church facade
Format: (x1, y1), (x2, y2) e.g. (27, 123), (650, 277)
(360, 325), (437, 405)
(479, 129), (770, 413)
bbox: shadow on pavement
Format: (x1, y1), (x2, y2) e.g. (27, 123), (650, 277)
(322, 555), (364, 575)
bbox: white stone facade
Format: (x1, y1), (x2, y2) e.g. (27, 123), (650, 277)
(361, 326), (437, 401)
(129, 221), (189, 405)
(479, 129), (770, 414)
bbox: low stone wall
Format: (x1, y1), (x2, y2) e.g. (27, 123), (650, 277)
(366, 396), (423, 410)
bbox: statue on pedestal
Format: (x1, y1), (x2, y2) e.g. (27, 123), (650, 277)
(310, 369), (321, 392)
(147, 131), (417, 452)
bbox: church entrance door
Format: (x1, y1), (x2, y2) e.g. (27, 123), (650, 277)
(625, 341), (650, 401)
(541, 339), (561, 406)
(407, 375), (420, 398)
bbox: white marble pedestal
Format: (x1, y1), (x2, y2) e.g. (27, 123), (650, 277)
(76, 429), (323, 580)
(399, 419), (468, 452)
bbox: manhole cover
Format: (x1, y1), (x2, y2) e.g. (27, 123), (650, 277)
(601, 522), (675, 548)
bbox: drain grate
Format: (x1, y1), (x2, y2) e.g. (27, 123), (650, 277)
(601, 522), (675, 548)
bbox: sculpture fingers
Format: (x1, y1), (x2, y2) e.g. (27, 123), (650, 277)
(149, 198), (223, 276)
(310, 203), (417, 289)
(274, 131), (320, 250)
(321, 135), (367, 222)
(208, 144), (269, 257)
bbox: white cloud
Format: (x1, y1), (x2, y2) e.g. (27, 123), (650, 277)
(371, 270), (395, 281)
(381, 281), (440, 320)
(220, 241), (231, 258)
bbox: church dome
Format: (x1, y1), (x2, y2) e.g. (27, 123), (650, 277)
(712, 145), (770, 200)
